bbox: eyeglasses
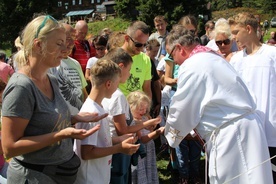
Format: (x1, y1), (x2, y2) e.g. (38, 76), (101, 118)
(168, 45), (176, 60)
(128, 35), (147, 47)
(35, 15), (58, 38)
(215, 39), (231, 46)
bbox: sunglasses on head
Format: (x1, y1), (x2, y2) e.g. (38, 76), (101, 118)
(215, 39), (231, 46)
(128, 35), (147, 47)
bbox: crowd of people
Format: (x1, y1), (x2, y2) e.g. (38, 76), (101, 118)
(0, 11), (275, 184)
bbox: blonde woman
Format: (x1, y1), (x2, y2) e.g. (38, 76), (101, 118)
(1, 15), (107, 184)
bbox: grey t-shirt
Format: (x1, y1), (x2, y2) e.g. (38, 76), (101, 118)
(2, 73), (73, 165)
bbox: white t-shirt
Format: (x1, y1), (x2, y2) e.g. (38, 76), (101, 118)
(102, 88), (132, 137)
(74, 97), (112, 184)
(230, 44), (276, 147)
(86, 57), (99, 70)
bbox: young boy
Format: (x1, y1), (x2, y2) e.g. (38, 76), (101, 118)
(102, 48), (161, 184)
(229, 12), (276, 182)
(74, 59), (140, 184)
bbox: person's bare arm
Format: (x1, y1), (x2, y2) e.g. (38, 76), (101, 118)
(84, 68), (90, 81)
(2, 116), (101, 159)
(81, 136), (139, 160)
(140, 126), (165, 144)
(164, 61), (177, 86)
(152, 80), (162, 116)
(113, 114), (161, 136)
(82, 87), (88, 101)
(142, 80), (152, 99)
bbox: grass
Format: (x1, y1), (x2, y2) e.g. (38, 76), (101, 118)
(156, 146), (179, 184)
(87, 17), (130, 36)
(263, 27), (276, 42)
(155, 141), (207, 184)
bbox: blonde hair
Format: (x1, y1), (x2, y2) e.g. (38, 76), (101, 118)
(14, 36), (23, 50)
(14, 15), (63, 69)
(106, 31), (126, 51)
(214, 20), (232, 40)
(127, 90), (151, 113)
(90, 59), (121, 87)
(228, 12), (258, 32)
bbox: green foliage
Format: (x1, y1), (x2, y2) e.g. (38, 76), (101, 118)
(212, 7), (258, 20)
(116, 0), (210, 33)
(0, 0), (55, 50)
(114, 0), (139, 20)
(87, 17), (130, 36)
(212, 7), (273, 22)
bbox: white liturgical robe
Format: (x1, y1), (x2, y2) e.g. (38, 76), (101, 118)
(165, 51), (273, 184)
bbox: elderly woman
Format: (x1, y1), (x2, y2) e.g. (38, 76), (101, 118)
(206, 19), (239, 61)
(214, 20), (237, 61)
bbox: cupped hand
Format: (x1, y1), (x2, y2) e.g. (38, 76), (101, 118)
(158, 126), (165, 135)
(120, 136), (140, 155)
(61, 124), (101, 140)
(118, 133), (136, 143)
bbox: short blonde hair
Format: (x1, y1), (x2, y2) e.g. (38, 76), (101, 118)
(90, 59), (121, 87)
(228, 12), (258, 32)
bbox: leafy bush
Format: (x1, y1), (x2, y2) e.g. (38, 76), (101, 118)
(212, 7), (272, 22)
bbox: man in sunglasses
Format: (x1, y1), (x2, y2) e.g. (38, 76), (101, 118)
(229, 12), (276, 183)
(119, 21), (152, 99)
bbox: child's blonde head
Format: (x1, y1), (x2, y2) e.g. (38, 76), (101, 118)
(127, 90), (151, 113)
(90, 59), (121, 86)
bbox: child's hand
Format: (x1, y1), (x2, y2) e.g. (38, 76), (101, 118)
(120, 136), (140, 155)
(59, 125), (101, 140)
(158, 126), (165, 135)
(145, 125), (156, 132)
(118, 133), (136, 143)
(146, 116), (161, 126)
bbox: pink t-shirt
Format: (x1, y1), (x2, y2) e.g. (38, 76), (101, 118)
(0, 62), (14, 83)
